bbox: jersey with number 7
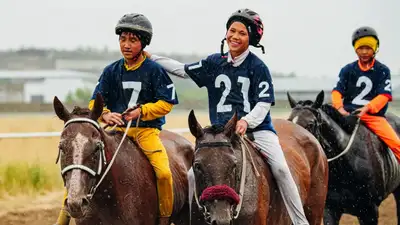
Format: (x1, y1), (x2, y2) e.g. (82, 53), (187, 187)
(185, 52), (276, 133)
(91, 58), (178, 129)
(333, 60), (392, 117)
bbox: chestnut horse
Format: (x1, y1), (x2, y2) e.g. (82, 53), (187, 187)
(187, 110), (329, 225)
(53, 93), (194, 225)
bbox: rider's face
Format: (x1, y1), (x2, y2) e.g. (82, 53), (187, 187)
(356, 46), (375, 64)
(119, 32), (142, 60)
(226, 22), (249, 57)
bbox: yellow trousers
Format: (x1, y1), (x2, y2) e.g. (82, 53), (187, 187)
(56, 127), (173, 225)
(116, 127), (174, 217)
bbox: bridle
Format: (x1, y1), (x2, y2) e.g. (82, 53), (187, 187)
(292, 106), (360, 162)
(56, 117), (132, 200)
(189, 135), (257, 224)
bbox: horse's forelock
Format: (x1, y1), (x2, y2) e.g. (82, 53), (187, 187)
(203, 124), (226, 135)
(71, 106), (91, 117)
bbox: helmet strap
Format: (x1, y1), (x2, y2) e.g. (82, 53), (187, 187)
(255, 43), (265, 54)
(220, 38), (226, 56)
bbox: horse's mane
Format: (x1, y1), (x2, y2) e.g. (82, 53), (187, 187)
(320, 104), (357, 133)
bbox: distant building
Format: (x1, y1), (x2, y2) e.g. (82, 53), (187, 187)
(0, 70), (97, 103)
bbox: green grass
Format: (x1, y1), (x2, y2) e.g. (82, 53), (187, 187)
(0, 162), (62, 198)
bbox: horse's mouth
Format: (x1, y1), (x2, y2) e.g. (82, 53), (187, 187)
(207, 200), (234, 225)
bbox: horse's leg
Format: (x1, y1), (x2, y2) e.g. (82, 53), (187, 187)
(323, 207), (342, 225)
(392, 189), (400, 225)
(357, 205), (379, 225)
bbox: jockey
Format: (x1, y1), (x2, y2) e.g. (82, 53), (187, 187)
(331, 26), (400, 162)
(146, 8), (310, 225)
(54, 13), (178, 225)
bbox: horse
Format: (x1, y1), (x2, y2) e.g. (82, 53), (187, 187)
(53, 93), (194, 225)
(287, 90), (400, 225)
(187, 110), (328, 225)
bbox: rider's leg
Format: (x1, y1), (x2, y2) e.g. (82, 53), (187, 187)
(54, 188), (71, 225)
(252, 130), (309, 225)
(360, 114), (400, 162)
(133, 127), (174, 224)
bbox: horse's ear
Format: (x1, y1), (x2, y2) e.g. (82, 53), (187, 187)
(53, 96), (71, 122)
(90, 93), (104, 121)
(188, 110), (204, 138)
(287, 92), (297, 108)
(312, 90), (325, 109)
(224, 112), (238, 138)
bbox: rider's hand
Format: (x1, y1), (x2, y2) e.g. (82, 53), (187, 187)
(143, 51), (152, 59)
(354, 105), (369, 117)
(102, 112), (124, 126)
(236, 119), (248, 136)
(338, 107), (350, 116)
(123, 108), (141, 121)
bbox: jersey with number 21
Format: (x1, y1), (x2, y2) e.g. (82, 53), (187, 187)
(184, 52), (276, 133)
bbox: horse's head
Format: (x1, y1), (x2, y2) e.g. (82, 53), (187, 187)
(287, 90), (325, 134)
(53, 93), (105, 218)
(188, 110), (240, 225)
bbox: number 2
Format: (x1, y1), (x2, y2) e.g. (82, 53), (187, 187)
(352, 76), (372, 105)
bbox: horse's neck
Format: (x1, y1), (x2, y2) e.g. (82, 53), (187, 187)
(319, 110), (350, 151)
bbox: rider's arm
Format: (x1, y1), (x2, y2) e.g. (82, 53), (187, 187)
(140, 67), (179, 121)
(150, 54), (189, 79)
(367, 67), (392, 113)
(331, 67), (348, 110)
(242, 65), (275, 129)
(151, 54), (215, 88)
(88, 68), (112, 119)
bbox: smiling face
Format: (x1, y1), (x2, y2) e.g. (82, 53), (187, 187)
(226, 21), (250, 58)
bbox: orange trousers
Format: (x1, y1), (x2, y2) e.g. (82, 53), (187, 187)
(361, 114), (400, 161)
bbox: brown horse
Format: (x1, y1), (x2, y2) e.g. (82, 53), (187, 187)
(53, 93), (194, 225)
(187, 110), (329, 225)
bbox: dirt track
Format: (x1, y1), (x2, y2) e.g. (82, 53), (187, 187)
(0, 192), (397, 225)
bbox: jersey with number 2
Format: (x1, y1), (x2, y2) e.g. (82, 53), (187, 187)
(333, 60), (392, 116)
(91, 58), (178, 129)
(184, 52), (276, 133)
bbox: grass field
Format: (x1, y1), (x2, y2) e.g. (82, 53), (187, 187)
(0, 109), (398, 224)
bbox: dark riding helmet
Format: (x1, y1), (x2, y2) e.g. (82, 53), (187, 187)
(351, 26), (379, 47)
(115, 13), (153, 46)
(226, 8), (264, 47)
(222, 9), (265, 55)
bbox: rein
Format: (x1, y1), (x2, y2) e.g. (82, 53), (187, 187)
(294, 106), (361, 162)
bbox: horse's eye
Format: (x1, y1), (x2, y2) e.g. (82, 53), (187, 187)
(193, 162), (202, 172)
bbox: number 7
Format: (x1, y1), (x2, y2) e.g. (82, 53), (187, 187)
(167, 84), (176, 100)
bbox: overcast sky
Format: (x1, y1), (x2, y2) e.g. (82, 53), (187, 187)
(1, 0), (399, 77)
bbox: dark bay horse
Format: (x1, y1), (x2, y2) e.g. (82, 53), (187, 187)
(53, 93), (194, 225)
(287, 90), (400, 225)
(187, 110), (328, 225)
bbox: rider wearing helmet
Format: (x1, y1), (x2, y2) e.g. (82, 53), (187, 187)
(54, 13), (178, 225)
(332, 26), (400, 162)
(145, 8), (310, 225)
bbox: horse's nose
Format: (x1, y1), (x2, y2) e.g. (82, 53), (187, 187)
(66, 196), (89, 218)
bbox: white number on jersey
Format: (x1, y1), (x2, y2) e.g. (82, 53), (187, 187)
(122, 81), (142, 107)
(215, 75), (269, 113)
(352, 76), (373, 105)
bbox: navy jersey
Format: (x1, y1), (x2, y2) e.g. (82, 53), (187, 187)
(91, 58), (179, 129)
(184, 52), (276, 133)
(333, 60), (392, 116)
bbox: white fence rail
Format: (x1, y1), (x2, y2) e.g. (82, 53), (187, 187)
(0, 128), (190, 139)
